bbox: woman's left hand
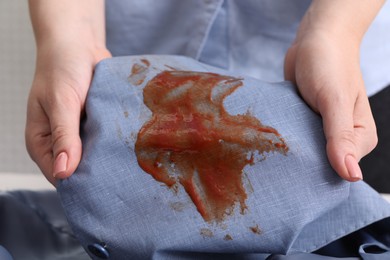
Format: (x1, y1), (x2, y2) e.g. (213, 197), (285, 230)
(284, 0), (385, 182)
(284, 28), (377, 182)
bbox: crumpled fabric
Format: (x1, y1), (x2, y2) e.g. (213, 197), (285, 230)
(57, 55), (390, 259)
(0, 190), (88, 260)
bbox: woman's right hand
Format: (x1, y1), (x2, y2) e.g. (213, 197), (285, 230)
(26, 44), (111, 185)
(26, 0), (110, 185)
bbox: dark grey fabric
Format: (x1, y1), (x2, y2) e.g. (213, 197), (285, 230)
(1, 196), (389, 260)
(0, 190), (89, 260)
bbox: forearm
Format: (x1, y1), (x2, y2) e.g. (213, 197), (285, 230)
(297, 0), (385, 45)
(28, 0), (106, 53)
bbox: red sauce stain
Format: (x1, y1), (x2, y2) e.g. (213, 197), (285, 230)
(134, 70), (288, 223)
(128, 59), (150, 86)
(250, 224), (261, 235)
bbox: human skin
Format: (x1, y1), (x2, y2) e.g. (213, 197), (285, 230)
(26, 0), (111, 184)
(26, 0), (383, 185)
(284, 0), (385, 181)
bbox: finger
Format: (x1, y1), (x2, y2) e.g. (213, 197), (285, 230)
(25, 98), (57, 185)
(351, 93), (378, 158)
(48, 85), (83, 180)
(319, 91), (363, 182)
(26, 132), (58, 186)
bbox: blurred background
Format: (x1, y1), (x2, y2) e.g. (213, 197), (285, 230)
(0, 1), (51, 190)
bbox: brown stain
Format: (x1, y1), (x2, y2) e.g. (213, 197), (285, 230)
(134, 69), (288, 223)
(224, 234), (233, 241)
(250, 224), (262, 235)
(200, 228), (214, 238)
(128, 59), (150, 86)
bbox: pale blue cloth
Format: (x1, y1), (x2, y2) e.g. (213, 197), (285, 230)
(105, 0), (390, 96)
(0, 246), (13, 260)
(57, 55), (390, 259)
(57, 1), (390, 258)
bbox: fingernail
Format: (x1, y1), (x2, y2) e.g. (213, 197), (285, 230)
(53, 152), (68, 177)
(345, 154), (363, 181)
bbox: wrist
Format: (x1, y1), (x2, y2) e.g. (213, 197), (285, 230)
(293, 12), (361, 55)
(29, 0), (108, 64)
(36, 37), (110, 67)
(295, 0), (385, 49)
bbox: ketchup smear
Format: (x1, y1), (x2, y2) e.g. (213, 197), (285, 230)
(133, 65), (288, 223)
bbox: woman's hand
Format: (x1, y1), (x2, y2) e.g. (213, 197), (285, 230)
(26, 0), (111, 185)
(285, 30), (376, 181)
(26, 44), (111, 185)
(284, 0), (384, 181)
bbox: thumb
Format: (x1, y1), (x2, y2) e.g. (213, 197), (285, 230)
(49, 87), (83, 180)
(320, 95), (363, 182)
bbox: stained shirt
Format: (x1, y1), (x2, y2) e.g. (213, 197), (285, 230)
(58, 55), (390, 259)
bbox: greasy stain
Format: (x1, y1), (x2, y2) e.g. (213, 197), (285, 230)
(134, 66), (288, 223)
(250, 224), (262, 235)
(224, 234), (233, 241)
(128, 59), (150, 86)
(200, 228), (214, 238)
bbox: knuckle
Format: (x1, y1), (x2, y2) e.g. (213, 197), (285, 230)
(332, 129), (356, 147)
(25, 138), (35, 159)
(366, 130), (378, 154)
(51, 125), (69, 150)
(25, 132), (50, 161)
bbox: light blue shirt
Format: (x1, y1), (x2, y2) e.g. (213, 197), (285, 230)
(58, 55), (390, 259)
(105, 0), (390, 96)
